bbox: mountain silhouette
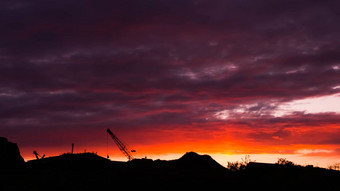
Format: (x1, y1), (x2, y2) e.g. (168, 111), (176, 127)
(22, 151), (228, 190)
(1, 138), (340, 190)
(0, 137), (24, 171)
(177, 151), (225, 169)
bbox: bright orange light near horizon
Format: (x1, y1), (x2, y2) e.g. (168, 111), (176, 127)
(19, 121), (340, 168)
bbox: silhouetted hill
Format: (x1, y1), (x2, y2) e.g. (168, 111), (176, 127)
(27, 152), (112, 169)
(177, 151), (225, 169)
(245, 162), (340, 190)
(0, 137), (24, 171)
(1, 147), (340, 190)
(9, 152), (228, 190)
(126, 152), (229, 188)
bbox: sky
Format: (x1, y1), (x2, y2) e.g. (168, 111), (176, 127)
(1, 0), (340, 167)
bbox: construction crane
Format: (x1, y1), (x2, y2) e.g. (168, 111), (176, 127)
(33, 150), (45, 160)
(106, 129), (135, 161)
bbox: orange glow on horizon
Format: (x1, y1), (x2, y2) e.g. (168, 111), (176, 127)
(20, 135), (340, 168)
(18, 122), (340, 168)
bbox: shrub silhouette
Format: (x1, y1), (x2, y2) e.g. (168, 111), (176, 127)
(276, 158), (294, 166)
(328, 163), (340, 171)
(227, 155), (254, 171)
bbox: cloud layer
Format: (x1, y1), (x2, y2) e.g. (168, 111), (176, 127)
(1, 0), (340, 159)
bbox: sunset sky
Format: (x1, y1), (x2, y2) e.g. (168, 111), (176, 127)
(1, 0), (340, 167)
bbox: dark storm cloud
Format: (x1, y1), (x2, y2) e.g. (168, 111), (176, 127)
(1, 0), (340, 149)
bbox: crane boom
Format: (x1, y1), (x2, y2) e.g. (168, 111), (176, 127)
(106, 129), (134, 161)
(33, 150), (45, 160)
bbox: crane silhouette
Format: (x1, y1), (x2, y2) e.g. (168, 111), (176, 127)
(106, 129), (135, 161)
(33, 150), (45, 160)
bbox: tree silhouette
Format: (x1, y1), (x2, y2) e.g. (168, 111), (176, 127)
(276, 158), (294, 166)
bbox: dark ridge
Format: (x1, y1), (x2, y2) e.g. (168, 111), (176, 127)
(27, 152), (113, 169)
(2, 140), (340, 190)
(175, 151), (227, 172)
(178, 151), (225, 167)
(178, 151), (202, 160)
(0, 137), (24, 170)
(245, 162), (340, 190)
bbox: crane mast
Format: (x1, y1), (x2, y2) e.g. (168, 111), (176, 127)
(106, 129), (134, 161)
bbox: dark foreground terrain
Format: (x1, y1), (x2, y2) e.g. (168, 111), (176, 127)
(2, 152), (340, 191)
(1, 137), (340, 190)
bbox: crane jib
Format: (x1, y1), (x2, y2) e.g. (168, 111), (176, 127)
(106, 129), (134, 161)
